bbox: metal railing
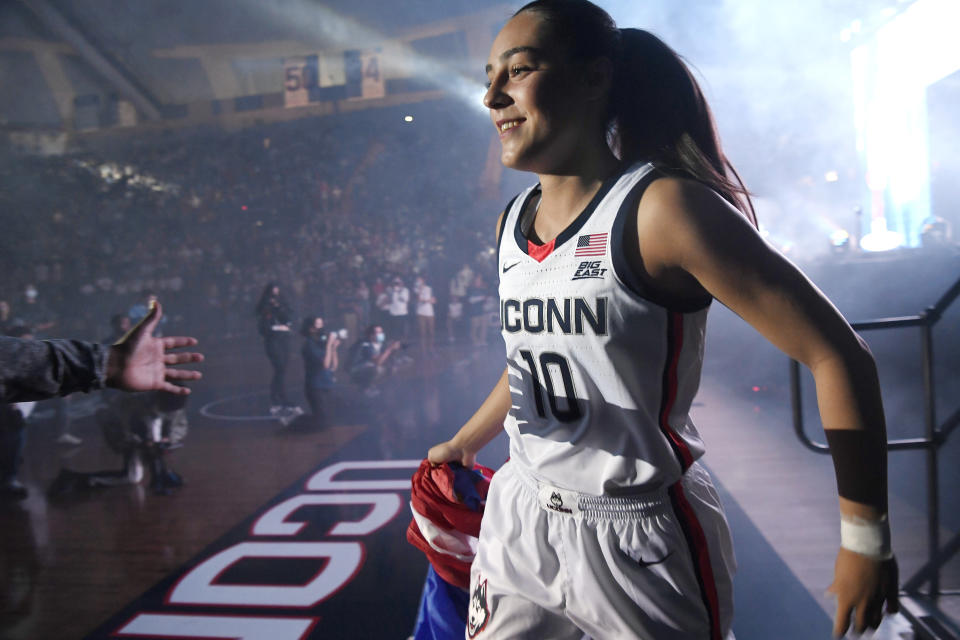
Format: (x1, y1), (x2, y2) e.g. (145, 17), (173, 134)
(790, 276), (960, 640)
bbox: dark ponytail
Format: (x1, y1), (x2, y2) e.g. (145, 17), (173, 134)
(515, 1), (757, 227)
(611, 29), (756, 226)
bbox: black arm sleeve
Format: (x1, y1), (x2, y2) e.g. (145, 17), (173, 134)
(0, 336), (109, 403)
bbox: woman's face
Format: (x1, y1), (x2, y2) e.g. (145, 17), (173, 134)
(313, 317), (324, 331)
(483, 11), (592, 173)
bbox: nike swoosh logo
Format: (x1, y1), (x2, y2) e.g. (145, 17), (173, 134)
(502, 261), (521, 273)
(637, 550), (674, 568)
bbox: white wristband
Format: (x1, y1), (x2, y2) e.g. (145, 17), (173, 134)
(840, 515), (892, 559)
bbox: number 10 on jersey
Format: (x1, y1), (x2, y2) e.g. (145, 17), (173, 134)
(518, 350), (581, 423)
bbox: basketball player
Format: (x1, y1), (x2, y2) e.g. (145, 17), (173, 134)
(427, 2), (898, 638)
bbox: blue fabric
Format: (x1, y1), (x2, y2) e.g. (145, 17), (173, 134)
(450, 464), (488, 513)
(412, 565), (469, 640)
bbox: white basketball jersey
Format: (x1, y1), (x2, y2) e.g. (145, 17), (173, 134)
(498, 162), (709, 495)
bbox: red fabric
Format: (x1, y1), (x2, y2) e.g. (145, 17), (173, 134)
(669, 481), (722, 640)
(406, 522), (473, 589)
(659, 311), (695, 470)
(527, 237), (556, 263)
(406, 460), (494, 589)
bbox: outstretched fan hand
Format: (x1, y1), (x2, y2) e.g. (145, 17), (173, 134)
(106, 301), (203, 394)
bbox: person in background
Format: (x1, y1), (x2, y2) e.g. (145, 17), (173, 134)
(373, 277), (390, 329)
(128, 291), (166, 335)
(388, 277), (410, 341)
(255, 282), (300, 416)
(300, 316), (341, 428)
(16, 285), (55, 335)
(446, 290), (464, 344)
(0, 401), (32, 500)
(106, 313), (132, 345)
(348, 325), (402, 396)
(1, 326), (36, 500)
(414, 276), (436, 355)
(451, 263), (473, 303)
(341, 281), (361, 346)
(16, 284), (79, 446)
(0, 300), (12, 334)
(49, 389), (189, 497)
(466, 273), (489, 347)
(355, 280), (371, 333)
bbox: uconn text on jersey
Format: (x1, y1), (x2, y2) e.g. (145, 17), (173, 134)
(500, 297), (608, 336)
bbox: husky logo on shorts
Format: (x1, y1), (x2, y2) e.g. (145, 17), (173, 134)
(467, 578), (490, 637)
(546, 490), (573, 514)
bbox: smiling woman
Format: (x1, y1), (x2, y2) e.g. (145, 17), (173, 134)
(429, 0), (899, 638)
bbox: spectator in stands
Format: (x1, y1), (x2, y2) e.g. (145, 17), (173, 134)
(341, 282), (361, 346)
(450, 264), (473, 302)
(106, 313), (132, 345)
(414, 275), (436, 354)
(15, 285), (55, 335)
(467, 273), (489, 347)
(373, 277), (390, 328)
(387, 277), (410, 340)
(448, 264), (473, 343)
(355, 280), (371, 332)
(0, 300), (11, 334)
(447, 290), (464, 344)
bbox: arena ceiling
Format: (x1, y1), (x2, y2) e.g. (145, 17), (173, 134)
(0, 0), (917, 133)
(0, 0), (495, 129)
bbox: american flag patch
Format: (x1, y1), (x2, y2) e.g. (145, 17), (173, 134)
(574, 233), (608, 256)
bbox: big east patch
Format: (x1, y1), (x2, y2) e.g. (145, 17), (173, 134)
(572, 260), (607, 281)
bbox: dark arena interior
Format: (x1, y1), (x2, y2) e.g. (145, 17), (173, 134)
(1, 1), (958, 639)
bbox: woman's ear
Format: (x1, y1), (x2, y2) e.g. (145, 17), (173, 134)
(583, 57), (614, 102)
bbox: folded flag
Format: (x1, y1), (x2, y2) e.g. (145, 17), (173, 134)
(406, 460), (494, 589)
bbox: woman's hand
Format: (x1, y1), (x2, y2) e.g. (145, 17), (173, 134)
(427, 439), (476, 468)
(828, 549), (899, 637)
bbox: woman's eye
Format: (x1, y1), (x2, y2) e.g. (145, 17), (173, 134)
(510, 65), (528, 76)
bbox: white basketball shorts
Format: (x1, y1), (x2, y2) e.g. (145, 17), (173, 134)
(467, 460), (736, 639)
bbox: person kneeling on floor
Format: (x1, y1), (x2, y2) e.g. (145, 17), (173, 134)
(49, 389), (189, 497)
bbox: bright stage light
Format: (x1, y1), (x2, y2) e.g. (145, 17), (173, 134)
(860, 218), (904, 252)
(830, 229), (850, 246)
(852, 0), (960, 249)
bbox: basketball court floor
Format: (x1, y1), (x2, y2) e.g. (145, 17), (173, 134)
(1, 320), (955, 639)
